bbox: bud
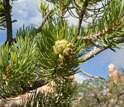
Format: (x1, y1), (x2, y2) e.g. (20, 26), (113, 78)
(67, 48), (71, 54)
(63, 50), (69, 56)
(53, 39), (75, 63)
(68, 43), (73, 48)
(58, 45), (63, 53)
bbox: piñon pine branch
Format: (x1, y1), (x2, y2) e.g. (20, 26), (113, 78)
(82, 46), (106, 62)
(36, 9), (54, 33)
(77, 0), (90, 36)
(78, 68), (105, 80)
(22, 79), (48, 93)
(82, 36), (124, 62)
(80, 15), (124, 41)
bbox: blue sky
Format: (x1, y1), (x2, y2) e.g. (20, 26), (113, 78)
(0, 0), (124, 83)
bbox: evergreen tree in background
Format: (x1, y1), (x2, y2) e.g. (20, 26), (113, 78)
(0, 0), (124, 106)
(74, 74), (124, 107)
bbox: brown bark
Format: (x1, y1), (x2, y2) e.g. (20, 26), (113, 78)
(77, 0), (90, 36)
(3, 0), (13, 43)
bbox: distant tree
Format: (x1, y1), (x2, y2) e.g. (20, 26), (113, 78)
(74, 73), (124, 107)
(0, 0), (124, 106)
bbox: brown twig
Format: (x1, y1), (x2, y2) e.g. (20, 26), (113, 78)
(60, 0), (65, 26)
(36, 9), (54, 33)
(79, 16), (124, 41)
(11, 20), (17, 23)
(3, 0), (13, 42)
(78, 16), (124, 62)
(79, 68), (105, 80)
(22, 79), (48, 93)
(81, 36), (124, 62)
(77, 16), (124, 63)
(82, 46), (107, 62)
(5, 9), (54, 45)
(77, 0), (90, 36)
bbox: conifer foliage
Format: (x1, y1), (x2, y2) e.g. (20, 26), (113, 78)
(0, 0), (124, 106)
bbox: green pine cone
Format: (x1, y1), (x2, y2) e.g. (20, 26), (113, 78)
(53, 39), (75, 63)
